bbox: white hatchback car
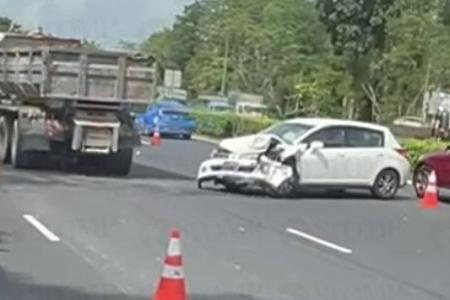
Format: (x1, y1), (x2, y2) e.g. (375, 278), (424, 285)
(199, 118), (411, 199)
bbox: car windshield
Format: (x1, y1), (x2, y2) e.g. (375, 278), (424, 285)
(264, 122), (313, 144)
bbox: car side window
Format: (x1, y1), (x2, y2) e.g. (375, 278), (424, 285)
(345, 127), (384, 148)
(303, 127), (346, 148)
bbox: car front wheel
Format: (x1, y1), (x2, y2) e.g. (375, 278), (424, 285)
(413, 165), (432, 198)
(372, 169), (399, 200)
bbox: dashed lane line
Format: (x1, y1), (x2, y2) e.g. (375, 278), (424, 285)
(23, 214), (60, 242)
(286, 227), (353, 255)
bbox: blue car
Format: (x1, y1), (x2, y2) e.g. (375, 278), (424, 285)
(135, 100), (197, 139)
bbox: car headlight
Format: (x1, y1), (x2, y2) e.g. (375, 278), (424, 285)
(211, 147), (232, 158)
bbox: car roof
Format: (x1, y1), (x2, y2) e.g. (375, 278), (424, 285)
(285, 118), (388, 132)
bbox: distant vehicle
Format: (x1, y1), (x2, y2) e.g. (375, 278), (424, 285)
(207, 100), (232, 113)
(135, 100), (197, 139)
(198, 118), (411, 199)
(413, 148), (450, 198)
(392, 90), (450, 140)
(391, 116), (433, 140)
(235, 102), (267, 117)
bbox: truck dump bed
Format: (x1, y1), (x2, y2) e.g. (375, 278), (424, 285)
(0, 46), (156, 107)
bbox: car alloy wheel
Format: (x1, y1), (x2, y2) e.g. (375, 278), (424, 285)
(372, 169), (399, 200)
(413, 165), (432, 198)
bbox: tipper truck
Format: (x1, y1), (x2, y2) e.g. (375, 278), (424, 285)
(0, 32), (156, 175)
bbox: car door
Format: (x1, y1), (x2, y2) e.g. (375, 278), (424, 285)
(299, 127), (346, 185)
(342, 127), (386, 185)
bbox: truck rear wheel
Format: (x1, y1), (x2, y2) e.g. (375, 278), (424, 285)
(0, 116), (11, 163)
(11, 119), (30, 169)
(105, 149), (133, 176)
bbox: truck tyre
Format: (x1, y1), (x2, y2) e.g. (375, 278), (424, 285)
(0, 116), (12, 163)
(105, 149), (133, 176)
(11, 119), (30, 169)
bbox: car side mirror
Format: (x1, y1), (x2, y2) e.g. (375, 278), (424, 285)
(309, 141), (324, 151)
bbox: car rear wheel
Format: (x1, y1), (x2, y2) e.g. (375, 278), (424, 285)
(413, 165), (432, 198)
(372, 169), (399, 200)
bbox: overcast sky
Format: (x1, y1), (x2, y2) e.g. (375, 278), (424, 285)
(0, 0), (194, 47)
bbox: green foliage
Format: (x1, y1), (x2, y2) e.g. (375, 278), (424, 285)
(0, 17), (13, 31)
(191, 111), (276, 138)
(402, 138), (448, 167)
(317, 0), (394, 55)
(140, 0), (450, 124)
(141, 0), (336, 116)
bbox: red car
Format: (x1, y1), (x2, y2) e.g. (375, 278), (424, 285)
(413, 148), (450, 197)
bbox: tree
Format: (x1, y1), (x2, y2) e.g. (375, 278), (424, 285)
(141, 0), (450, 121)
(157, 0), (334, 113)
(0, 17), (21, 32)
(316, 0), (395, 121)
(376, 0), (450, 120)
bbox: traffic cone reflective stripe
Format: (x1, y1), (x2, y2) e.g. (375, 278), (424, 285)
(421, 171), (439, 210)
(154, 230), (187, 300)
(161, 265), (185, 279)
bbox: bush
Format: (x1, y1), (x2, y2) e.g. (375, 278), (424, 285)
(401, 139), (448, 168)
(191, 111), (276, 138)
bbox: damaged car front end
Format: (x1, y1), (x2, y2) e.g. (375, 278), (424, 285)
(197, 136), (301, 197)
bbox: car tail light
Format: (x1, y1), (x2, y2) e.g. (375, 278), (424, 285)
(395, 148), (410, 159)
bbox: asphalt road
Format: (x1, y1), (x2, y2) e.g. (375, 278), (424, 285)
(1, 138), (450, 300)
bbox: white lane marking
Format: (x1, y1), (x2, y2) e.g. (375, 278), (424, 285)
(286, 227), (352, 254)
(23, 214), (60, 242)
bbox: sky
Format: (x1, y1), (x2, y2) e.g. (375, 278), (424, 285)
(0, 0), (194, 48)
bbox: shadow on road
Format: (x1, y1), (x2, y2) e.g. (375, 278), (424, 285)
(128, 163), (192, 180)
(202, 185), (414, 202)
(0, 231), (10, 253)
(0, 266), (260, 300)
(1, 162), (192, 186)
(0, 234), (257, 300)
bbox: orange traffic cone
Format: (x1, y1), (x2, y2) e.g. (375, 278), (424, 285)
(154, 230), (187, 300)
(151, 130), (161, 147)
(421, 171), (439, 210)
